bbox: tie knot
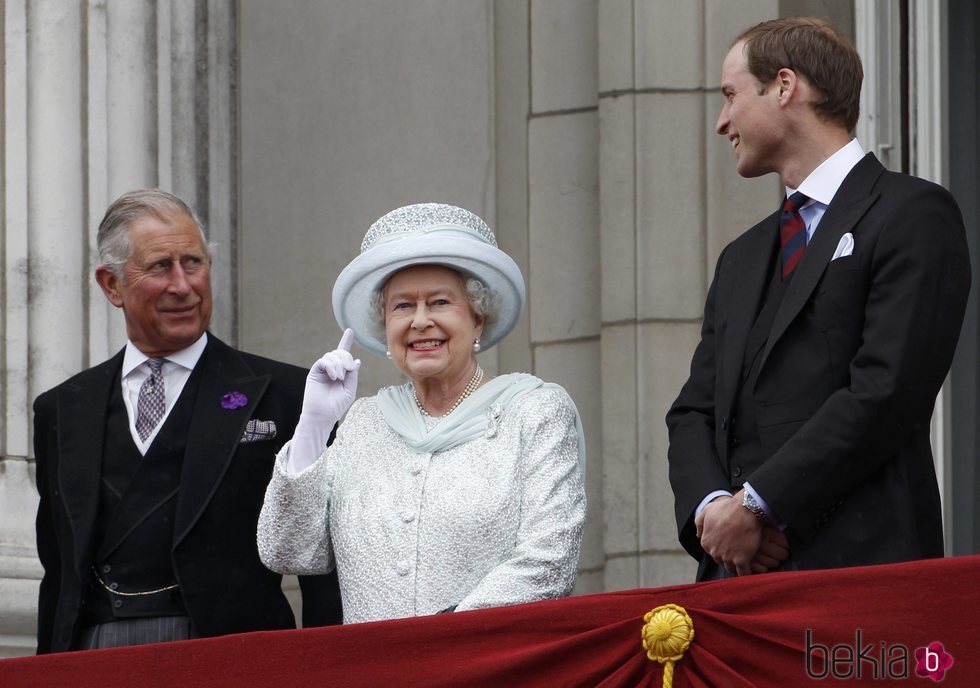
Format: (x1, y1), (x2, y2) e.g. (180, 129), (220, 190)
(783, 191), (809, 214)
(146, 358), (165, 375)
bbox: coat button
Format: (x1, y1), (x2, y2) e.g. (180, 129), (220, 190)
(732, 465), (743, 478)
(411, 465), (422, 476)
(401, 511), (415, 523)
(396, 561), (410, 576)
(721, 416), (728, 430)
(113, 600), (123, 609)
(102, 564), (111, 574)
(109, 582), (118, 591)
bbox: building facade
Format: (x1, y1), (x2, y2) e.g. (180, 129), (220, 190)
(1, 0), (976, 657)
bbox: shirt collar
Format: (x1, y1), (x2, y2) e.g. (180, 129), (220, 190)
(786, 138), (866, 206)
(121, 332), (209, 378)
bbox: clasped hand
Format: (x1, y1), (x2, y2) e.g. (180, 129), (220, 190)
(695, 490), (790, 576)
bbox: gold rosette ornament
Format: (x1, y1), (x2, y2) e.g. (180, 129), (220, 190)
(642, 604), (695, 688)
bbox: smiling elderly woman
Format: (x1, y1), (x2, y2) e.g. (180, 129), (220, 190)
(257, 203), (586, 624)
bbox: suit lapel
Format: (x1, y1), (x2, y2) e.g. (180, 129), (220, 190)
(719, 215), (780, 406)
(758, 154), (885, 373)
(173, 336), (270, 547)
(57, 351), (123, 575)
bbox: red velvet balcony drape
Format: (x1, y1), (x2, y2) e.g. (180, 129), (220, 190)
(2, 555), (977, 687)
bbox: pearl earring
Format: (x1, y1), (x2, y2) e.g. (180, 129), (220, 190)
(386, 350), (392, 359)
(473, 339), (481, 353)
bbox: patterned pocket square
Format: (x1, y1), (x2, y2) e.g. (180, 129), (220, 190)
(241, 419), (277, 443)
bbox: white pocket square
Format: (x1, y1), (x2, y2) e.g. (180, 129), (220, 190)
(832, 233), (854, 260)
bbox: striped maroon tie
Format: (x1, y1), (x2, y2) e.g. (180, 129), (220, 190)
(780, 191), (810, 280)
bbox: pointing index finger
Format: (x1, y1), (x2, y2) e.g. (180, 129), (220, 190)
(339, 328), (355, 353)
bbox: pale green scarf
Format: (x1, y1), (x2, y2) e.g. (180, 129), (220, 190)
(376, 372), (586, 472)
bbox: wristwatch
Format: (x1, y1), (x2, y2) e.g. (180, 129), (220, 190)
(741, 490), (768, 522)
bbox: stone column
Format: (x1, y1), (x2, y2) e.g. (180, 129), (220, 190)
(0, 0), (237, 657)
(524, 0), (603, 594)
(493, 0), (604, 594)
(598, 0), (781, 591)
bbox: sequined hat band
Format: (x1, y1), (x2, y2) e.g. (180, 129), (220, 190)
(361, 203), (497, 252)
(365, 223), (493, 252)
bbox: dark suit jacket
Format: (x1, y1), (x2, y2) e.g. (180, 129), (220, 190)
(667, 154), (972, 575)
(33, 335), (341, 653)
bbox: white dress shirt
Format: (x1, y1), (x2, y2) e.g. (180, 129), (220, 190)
(120, 333), (208, 454)
(791, 137), (866, 244)
(697, 139), (866, 525)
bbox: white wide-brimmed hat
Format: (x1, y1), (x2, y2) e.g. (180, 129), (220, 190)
(332, 203), (526, 357)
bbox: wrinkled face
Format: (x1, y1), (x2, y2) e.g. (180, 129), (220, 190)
(383, 264), (484, 385)
(716, 41), (784, 178)
(97, 212), (212, 357)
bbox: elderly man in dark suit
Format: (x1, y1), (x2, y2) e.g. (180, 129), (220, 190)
(33, 189), (341, 652)
(667, 17), (971, 581)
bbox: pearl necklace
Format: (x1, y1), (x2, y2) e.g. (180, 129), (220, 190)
(414, 365), (484, 417)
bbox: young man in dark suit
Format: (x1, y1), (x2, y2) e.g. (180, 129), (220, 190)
(667, 17), (971, 580)
(33, 189), (341, 652)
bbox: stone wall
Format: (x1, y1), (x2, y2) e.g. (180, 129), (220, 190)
(1, 0), (887, 658)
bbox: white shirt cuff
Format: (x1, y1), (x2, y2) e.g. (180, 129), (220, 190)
(695, 490), (733, 520)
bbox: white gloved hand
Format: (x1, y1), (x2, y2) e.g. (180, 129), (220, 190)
(287, 328), (361, 473)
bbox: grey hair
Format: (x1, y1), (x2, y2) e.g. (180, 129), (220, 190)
(97, 188), (212, 279)
(368, 270), (499, 342)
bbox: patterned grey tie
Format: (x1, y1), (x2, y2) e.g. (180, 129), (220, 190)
(135, 358), (166, 441)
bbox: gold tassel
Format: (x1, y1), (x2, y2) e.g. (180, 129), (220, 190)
(642, 604), (695, 688)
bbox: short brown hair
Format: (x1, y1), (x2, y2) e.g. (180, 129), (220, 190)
(736, 17), (862, 131)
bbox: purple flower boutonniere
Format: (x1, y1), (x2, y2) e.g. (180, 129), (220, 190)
(221, 391), (248, 410)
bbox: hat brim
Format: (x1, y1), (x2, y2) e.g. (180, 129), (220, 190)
(332, 233), (526, 357)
